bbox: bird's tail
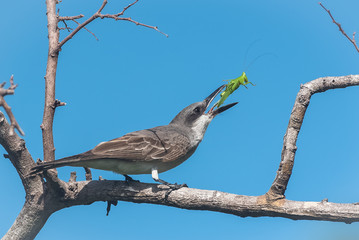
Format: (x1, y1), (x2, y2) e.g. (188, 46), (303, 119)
(29, 155), (83, 176)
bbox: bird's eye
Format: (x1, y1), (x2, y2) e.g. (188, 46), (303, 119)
(193, 107), (200, 113)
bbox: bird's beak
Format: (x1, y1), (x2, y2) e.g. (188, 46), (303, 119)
(204, 85), (226, 109)
(211, 102), (238, 116)
(204, 85), (238, 117)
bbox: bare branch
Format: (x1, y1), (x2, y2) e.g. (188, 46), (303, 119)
(58, 14), (84, 21)
(54, 0), (167, 54)
(319, 2), (359, 53)
(0, 75), (24, 136)
(57, 180), (359, 223)
(97, 0), (108, 13)
(59, 20), (72, 32)
(59, 27), (72, 32)
(99, 16), (168, 37)
(267, 75), (359, 200)
(84, 167), (92, 181)
(117, 0), (138, 16)
(42, 0), (60, 163)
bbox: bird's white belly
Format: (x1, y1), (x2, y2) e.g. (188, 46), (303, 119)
(115, 161), (155, 175)
(81, 159), (183, 175)
(79, 159), (154, 175)
(114, 158), (189, 175)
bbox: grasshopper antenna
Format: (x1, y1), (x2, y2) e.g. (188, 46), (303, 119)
(243, 39), (262, 70)
(242, 39), (277, 72)
(244, 52), (277, 73)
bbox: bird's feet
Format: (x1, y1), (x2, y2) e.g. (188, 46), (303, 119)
(168, 183), (188, 190)
(153, 178), (188, 190)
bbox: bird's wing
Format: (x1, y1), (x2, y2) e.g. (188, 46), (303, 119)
(90, 129), (191, 162)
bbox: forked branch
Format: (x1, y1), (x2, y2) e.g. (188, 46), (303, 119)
(266, 75), (359, 200)
(0, 75), (24, 136)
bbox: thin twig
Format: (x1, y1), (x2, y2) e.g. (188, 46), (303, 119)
(319, 2), (359, 53)
(72, 19), (99, 41)
(60, 20), (72, 32)
(59, 27), (73, 31)
(100, 16), (168, 37)
(0, 75), (24, 136)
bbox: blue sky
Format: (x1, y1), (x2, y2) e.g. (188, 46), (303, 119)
(1, 0), (359, 239)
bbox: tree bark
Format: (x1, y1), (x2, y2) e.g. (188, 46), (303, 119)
(58, 180), (359, 223)
(2, 202), (51, 240)
(41, 0), (60, 163)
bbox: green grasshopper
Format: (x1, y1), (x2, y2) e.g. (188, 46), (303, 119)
(215, 72), (254, 108)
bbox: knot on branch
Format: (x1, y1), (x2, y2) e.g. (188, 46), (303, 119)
(263, 192), (286, 204)
(51, 99), (66, 109)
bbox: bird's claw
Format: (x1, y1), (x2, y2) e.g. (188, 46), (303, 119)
(153, 176), (188, 189)
(165, 182), (188, 190)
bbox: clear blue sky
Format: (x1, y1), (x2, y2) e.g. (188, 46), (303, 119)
(1, 0), (359, 239)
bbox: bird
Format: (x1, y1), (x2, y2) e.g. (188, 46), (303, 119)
(31, 85), (238, 187)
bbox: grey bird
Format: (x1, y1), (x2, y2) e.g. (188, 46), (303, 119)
(31, 85), (237, 187)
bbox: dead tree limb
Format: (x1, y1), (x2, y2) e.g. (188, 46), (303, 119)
(62, 180), (359, 224)
(266, 75), (359, 200)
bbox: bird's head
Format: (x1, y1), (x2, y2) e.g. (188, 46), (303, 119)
(170, 85), (238, 133)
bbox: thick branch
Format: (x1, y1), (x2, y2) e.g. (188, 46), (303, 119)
(2, 202), (51, 240)
(57, 180), (359, 223)
(267, 75), (359, 200)
(42, 0), (60, 164)
(319, 2), (359, 53)
(0, 112), (41, 191)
